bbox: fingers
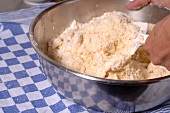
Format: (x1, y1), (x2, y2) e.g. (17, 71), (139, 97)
(144, 32), (163, 65)
(126, 0), (170, 10)
(125, 0), (150, 10)
(144, 15), (170, 66)
(144, 18), (163, 65)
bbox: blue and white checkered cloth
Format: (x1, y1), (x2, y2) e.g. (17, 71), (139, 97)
(0, 2), (170, 113)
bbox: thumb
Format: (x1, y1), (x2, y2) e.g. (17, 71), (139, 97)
(125, 0), (150, 10)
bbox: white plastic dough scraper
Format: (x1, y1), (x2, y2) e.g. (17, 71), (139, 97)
(131, 22), (149, 55)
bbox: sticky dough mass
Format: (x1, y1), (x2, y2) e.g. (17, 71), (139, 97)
(48, 11), (170, 80)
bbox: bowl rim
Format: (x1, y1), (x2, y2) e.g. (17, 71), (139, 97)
(29, 0), (170, 85)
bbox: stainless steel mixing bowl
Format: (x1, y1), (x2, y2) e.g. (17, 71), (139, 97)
(29, 0), (170, 112)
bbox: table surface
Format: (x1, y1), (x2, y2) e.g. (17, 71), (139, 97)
(0, 0), (59, 13)
(0, 0), (32, 13)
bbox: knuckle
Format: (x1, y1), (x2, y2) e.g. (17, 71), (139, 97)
(160, 59), (170, 71)
(151, 56), (162, 65)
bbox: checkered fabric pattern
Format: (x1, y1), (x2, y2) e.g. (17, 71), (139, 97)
(0, 21), (94, 113)
(0, 2), (170, 113)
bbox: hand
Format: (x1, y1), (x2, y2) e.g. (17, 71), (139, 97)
(144, 15), (170, 70)
(126, 0), (170, 10)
